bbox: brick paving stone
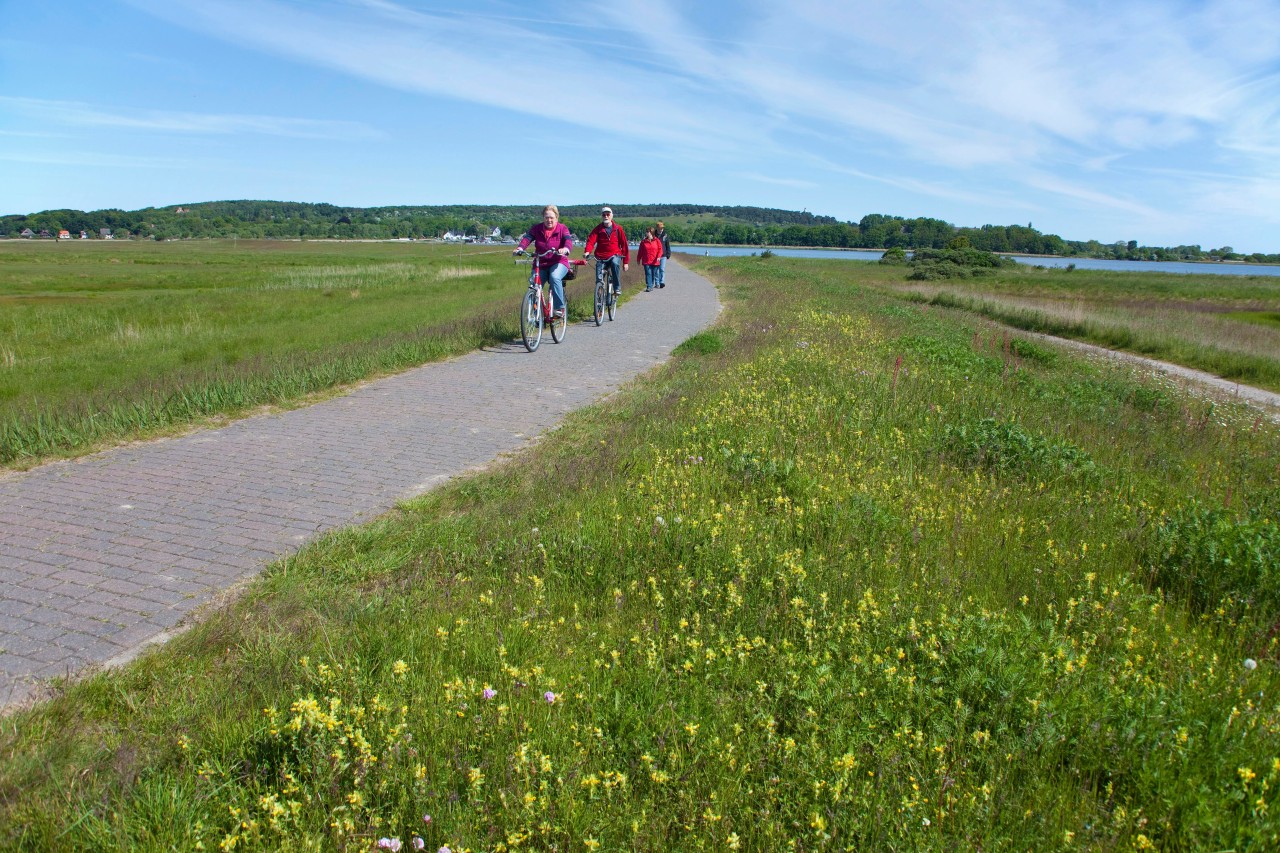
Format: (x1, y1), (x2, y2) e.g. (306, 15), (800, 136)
(0, 260), (719, 710)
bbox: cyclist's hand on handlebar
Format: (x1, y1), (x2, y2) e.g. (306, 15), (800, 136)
(557, 247), (569, 256)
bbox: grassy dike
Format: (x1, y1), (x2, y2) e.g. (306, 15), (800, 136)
(2, 255), (1278, 850)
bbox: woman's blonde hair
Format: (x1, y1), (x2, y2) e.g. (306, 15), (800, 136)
(543, 204), (560, 218)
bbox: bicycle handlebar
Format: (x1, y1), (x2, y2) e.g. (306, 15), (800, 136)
(514, 248), (583, 265)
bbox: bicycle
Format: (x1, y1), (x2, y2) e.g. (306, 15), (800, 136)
(592, 256), (620, 324)
(515, 249), (580, 351)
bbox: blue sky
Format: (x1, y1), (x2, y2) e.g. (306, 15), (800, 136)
(3, 0), (1279, 252)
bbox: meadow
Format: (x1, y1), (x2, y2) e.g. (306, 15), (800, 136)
(0, 240), (615, 467)
(1, 254), (1277, 850)
(877, 262), (1280, 393)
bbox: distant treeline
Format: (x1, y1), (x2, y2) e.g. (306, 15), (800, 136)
(3, 200), (1274, 264)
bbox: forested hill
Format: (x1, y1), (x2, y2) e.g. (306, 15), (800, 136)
(3, 200), (1272, 263)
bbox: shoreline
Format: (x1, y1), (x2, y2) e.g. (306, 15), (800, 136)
(672, 243), (1280, 269)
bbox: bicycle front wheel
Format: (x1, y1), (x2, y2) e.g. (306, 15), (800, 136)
(606, 288), (617, 321)
(520, 290), (543, 352)
(593, 283), (605, 326)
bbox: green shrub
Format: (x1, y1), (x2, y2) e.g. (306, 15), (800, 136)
(910, 247), (1014, 269)
(1147, 503), (1280, 618)
(895, 334), (995, 375)
(1010, 338), (1057, 366)
(908, 262), (970, 280)
(939, 417), (1096, 481)
(907, 247), (1016, 280)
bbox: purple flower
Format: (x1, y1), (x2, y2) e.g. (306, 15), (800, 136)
(544, 691), (557, 704)
(377, 839), (402, 852)
(422, 814), (432, 825)
(412, 839), (425, 851)
(439, 847), (452, 853)
(483, 688), (497, 700)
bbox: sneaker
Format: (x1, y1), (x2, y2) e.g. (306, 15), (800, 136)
(659, 283), (665, 288)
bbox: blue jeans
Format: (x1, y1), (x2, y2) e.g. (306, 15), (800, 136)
(644, 264), (660, 290)
(658, 256), (667, 286)
(595, 255), (622, 293)
(530, 262), (567, 311)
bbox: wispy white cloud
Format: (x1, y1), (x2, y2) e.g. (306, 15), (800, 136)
(736, 173), (818, 189)
(0, 149), (209, 170)
(122, 0), (767, 153)
(0, 96), (383, 140)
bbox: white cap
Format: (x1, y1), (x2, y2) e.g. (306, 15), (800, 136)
(601, 206), (613, 214)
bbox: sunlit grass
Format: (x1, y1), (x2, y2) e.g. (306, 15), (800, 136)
(253, 262), (423, 291)
(886, 269), (1280, 391)
(0, 241), (591, 466)
(432, 266), (493, 282)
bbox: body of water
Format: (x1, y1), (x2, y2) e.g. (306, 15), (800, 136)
(674, 245), (1280, 277)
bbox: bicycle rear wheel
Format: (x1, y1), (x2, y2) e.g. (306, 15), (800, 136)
(549, 303), (567, 343)
(593, 283), (605, 326)
(520, 289), (543, 352)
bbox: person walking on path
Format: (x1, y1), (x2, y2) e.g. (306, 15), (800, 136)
(639, 227), (664, 292)
(514, 205), (574, 318)
(655, 220), (672, 288)
(583, 207), (629, 297)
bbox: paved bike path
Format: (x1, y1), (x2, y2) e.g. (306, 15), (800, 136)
(0, 260), (720, 710)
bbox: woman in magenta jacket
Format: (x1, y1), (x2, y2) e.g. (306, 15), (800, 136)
(583, 207), (629, 296)
(513, 204), (573, 317)
(638, 227), (664, 292)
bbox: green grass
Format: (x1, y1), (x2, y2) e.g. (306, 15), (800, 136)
(0, 240), (624, 467)
(2, 255), (1278, 850)
(878, 262), (1280, 392)
(1226, 310), (1280, 329)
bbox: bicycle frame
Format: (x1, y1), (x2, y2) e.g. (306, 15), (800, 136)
(515, 249), (580, 350)
(593, 257), (620, 323)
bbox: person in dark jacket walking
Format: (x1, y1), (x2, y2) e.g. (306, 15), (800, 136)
(583, 207), (629, 296)
(654, 220), (672, 288)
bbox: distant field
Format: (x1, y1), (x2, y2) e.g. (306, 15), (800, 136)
(0, 239), (621, 466)
(866, 261), (1280, 392)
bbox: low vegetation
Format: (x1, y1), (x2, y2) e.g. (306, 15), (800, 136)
(885, 262), (1280, 393)
(0, 240), (624, 467)
(905, 245), (1018, 280)
(2, 255), (1277, 850)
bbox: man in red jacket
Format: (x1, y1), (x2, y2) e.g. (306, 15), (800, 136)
(583, 207), (630, 296)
